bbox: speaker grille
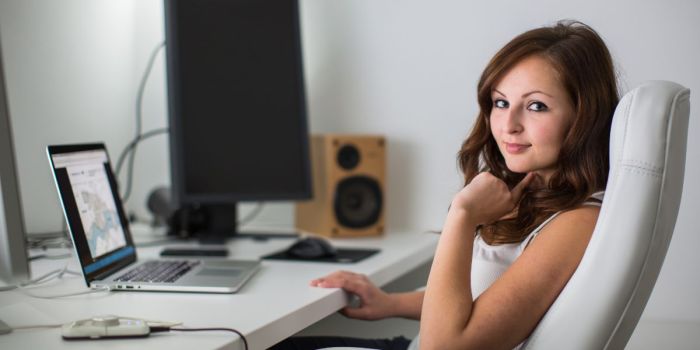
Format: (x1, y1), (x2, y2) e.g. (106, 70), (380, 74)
(336, 144), (360, 170)
(333, 176), (382, 228)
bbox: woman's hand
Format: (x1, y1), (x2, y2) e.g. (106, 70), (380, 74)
(451, 172), (535, 225)
(310, 270), (396, 320)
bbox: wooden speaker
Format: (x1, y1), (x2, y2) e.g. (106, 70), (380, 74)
(295, 134), (385, 237)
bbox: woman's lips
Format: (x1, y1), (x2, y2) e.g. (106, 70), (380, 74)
(504, 142), (531, 154)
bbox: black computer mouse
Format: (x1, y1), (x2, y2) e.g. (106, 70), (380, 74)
(286, 237), (338, 259)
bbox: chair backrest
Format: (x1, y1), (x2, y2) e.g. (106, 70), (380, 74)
(523, 81), (691, 349)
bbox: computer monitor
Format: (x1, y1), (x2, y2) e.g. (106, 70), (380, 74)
(0, 30), (30, 284)
(163, 0), (311, 241)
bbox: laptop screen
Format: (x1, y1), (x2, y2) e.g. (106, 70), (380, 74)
(48, 144), (136, 283)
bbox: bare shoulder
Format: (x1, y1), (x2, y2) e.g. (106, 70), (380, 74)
(539, 205), (601, 239)
(524, 204), (601, 269)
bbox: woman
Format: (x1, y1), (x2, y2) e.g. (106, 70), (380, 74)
(271, 19), (619, 350)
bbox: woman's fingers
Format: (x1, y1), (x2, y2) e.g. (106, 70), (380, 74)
(320, 276), (367, 295)
(309, 270), (390, 320)
(311, 270), (355, 285)
(341, 306), (369, 319)
(511, 172), (535, 202)
(310, 271), (368, 293)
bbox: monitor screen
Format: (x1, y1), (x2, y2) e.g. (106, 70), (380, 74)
(0, 32), (30, 283)
(50, 148), (129, 260)
(47, 144), (137, 282)
(164, 0), (311, 238)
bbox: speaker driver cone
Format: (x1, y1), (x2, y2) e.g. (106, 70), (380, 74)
(334, 176), (382, 228)
(337, 144), (361, 170)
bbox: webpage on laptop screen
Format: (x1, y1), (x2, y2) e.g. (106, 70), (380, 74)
(53, 150), (127, 259)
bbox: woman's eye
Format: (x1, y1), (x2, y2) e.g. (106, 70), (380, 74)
(494, 99), (509, 109)
(528, 101), (548, 112)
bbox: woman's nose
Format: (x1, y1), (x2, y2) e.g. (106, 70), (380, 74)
(503, 109), (524, 134)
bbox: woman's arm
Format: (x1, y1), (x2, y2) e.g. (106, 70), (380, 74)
(391, 290), (425, 320)
(420, 173), (599, 349)
(419, 202), (479, 348)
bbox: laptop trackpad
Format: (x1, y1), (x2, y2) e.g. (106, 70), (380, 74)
(196, 267), (242, 278)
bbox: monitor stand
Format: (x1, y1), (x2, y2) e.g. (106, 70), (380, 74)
(169, 203), (298, 244)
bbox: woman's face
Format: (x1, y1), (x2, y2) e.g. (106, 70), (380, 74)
(489, 55), (575, 181)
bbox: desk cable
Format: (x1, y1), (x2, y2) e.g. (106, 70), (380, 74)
(18, 285), (111, 299)
(0, 264), (103, 300)
(114, 40), (166, 203)
(5, 317), (248, 350)
(0, 264), (80, 292)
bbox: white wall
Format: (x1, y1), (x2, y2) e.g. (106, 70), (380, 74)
(0, 0), (138, 232)
(1, 0), (698, 323)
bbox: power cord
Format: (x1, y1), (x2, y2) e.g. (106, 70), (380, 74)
(238, 202), (265, 228)
(18, 286), (111, 299)
(7, 317), (248, 350)
(0, 264), (82, 293)
(0, 263), (106, 299)
(26, 236), (71, 250)
(26, 224), (70, 249)
(26, 233), (74, 261)
(114, 127), (169, 184)
(0, 265), (73, 291)
(27, 252), (73, 261)
(114, 41), (166, 203)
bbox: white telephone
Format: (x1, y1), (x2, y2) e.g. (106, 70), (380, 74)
(61, 315), (150, 339)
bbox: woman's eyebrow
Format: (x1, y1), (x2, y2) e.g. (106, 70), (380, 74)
(492, 89), (554, 98)
(522, 90), (553, 98)
(493, 89), (507, 97)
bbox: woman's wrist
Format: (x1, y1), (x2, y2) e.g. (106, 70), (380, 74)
(446, 204), (479, 229)
(384, 292), (402, 318)
(388, 291), (424, 320)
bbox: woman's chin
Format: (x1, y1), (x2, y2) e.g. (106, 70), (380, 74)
(505, 163), (532, 174)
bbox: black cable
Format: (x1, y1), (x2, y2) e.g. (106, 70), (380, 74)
(116, 127), (169, 203)
(115, 127), (169, 179)
(115, 41), (166, 203)
(124, 41), (166, 201)
(238, 202), (265, 227)
(26, 235), (71, 249)
(27, 253), (72, 261)
(150, 326), (248, 350)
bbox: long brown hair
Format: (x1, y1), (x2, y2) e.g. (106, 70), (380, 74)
(459, 20), (619, 244)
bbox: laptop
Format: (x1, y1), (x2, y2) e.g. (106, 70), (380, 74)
(47, 143), (260, 293)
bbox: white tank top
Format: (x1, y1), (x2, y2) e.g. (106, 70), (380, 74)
(408, 191), (604, 350)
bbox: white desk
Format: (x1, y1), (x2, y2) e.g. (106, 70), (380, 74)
(0, 231), (438, 350)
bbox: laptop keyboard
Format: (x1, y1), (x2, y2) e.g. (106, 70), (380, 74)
(115, 260), (201, 283)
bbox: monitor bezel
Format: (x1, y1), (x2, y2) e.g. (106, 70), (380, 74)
(164, 0), (313, 207)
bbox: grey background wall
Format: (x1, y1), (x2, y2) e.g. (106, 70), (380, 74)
(1, 0), (698, 329)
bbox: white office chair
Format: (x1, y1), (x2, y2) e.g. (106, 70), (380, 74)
(522, 80), (690, 349)
(320, 80), (691, 350)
